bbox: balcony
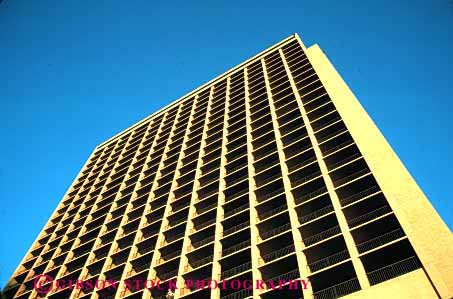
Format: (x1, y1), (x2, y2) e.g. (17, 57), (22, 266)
(312, 277), (360, 299)
(356, 228), (405, 254)
(303, 226), (341, 247)
(259, 244), (295, 265)
(307, 250), (349, 273)
(221, 261), (251, 279)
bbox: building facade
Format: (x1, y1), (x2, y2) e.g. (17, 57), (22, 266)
(4, 34), (453, 299)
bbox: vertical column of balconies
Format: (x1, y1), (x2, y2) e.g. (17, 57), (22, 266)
(108, 99), (194, 299)
(247, 55), (304, 299)
(71, 117), (163, 299)
(169, 87), (214, 299)
(49, 125), (153, 299)
(105, 109), (176, 299)
(173, 80), (228, 299)
(32, 132), (133, 299)
(9, 144), (111, 299)
(282, 38), (421, 296)
(243, 66), (263, 299)
(269, 41), (365, 299)
(217, 72), (254, 299)
(74, 119), (163, 299)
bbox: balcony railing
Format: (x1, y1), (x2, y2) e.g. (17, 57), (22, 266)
(367, 256), (420, 285)
(287, 156), (317, 172)
(186, 255), (213, 271)
(255, 173), (282, 188)
(294, 186), (328, 205)
(223, 222), (249, 237)
(327, 152), (361, 171)
(298, 205), (333, 224)
(267, 269), (299, 283)
(258, 188), (284, 202)
(292, 171), (322, 187)
(356, 228), (405, 253)
(303, 226), (341, 246)
(339, 186), (380, 206)
(260, 222), (291, 240)
(224, 203), (249, 218)
(225, 188), (249, 203)
(317, 128), (348, 143)
(223, 240), (251, 257)
(313, 277), (361, 299)
(308, 250), (349, 272)
(333, 168), (370, 187)
(259, 205), (287, 221)
(348, 205), (392, 228)
(190, 235), (215, 249)
(285, 143), (311, 159)
(220, 289), (253, 299)
(222, 261), (252, 278)
(260, 244), (294, 265)
(323, 140), (354, 156)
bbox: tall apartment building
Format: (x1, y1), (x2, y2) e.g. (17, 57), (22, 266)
(3, 34), (453, 299)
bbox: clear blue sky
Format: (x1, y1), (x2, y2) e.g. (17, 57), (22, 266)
(1, 0), (452, 288)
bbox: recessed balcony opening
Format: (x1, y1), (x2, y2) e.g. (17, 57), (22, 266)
(225, 167), (248, 187)
(289, 163), (321, 189)
(283, 138), (312, 161)
(351, 214), (405, 254)
(116, 232), (135, 251)
(177, 170), (196, 187)
(304, 93), (331, 113)
(224, 180), (248, 202)
(87, 259), (104, 276)
(324, 143), (362, 172)
(222, 229), (251, 257)
(281, 126), (308, 146)
(313, 119), (345, 143)
(227, 135), (247, 152)
(275, 99), (299, 119)
(192, 209), (216, 231)
(122, 290), (144, 299)
(277, 109), (301, 127)
(304, 236), (349, 273)
(226, 145), (247, 163)
(226, 155), (247, 174)
(251, 113), (272, 130)
(224, 201), (249, 221)
(251, 105), (271, 121)
(255, 179), (284, 203)
(228, 111), (246, 126)
(202, 148), (222, 165)
(279, 116), (304, 136)
(201, 158), (221, 175)
(197, 181), (219, 201)
(127, 206), (145, 223)
(259, 254), (299, 283)
(189, 226), (215, 250)
(299, 213), (340, 247)
(163, 224), (185, 244)
(296, 194), (333, 225)
(145, 207), (165, 225)
(195, 195), (217, 214)
(310, 262), (360, 299)
(252, 131), (275, 149)
(187, 243), (213, 268)
(252, 122), (273, 141)
(254, 165), (282, 188)
(153, 182), (172, 198)
(220, 273), (253, 299)
(104, 263), (125, 282)
(111, 247), (129, 267)
(167, 208), (189, 228)
(129, 252), (152, 276)
(343, 193), (392, 228)
(137, 235), (157, 256)
(307, 102), (336, 123)
(335, 175), (380, 207)
(256, 194), (286, 219)
(250, 98), (268, 114)
(220, 250), (252, 279)
(258, 213), (291, 242)
(253, 141), (277, 161)
(254, 152), (279, 174)
(330, 158), (370, 188)
(361, 239), (421, 286)
(155, 260), (179, 282)
(140, 222), (160, 242)
(258, 233), (295, 266)
(170, 195), (190, 214)
(199, 169), (220, 187)
(183, 265), (213, 293)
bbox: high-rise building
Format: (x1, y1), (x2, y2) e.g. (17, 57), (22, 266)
(4, 34), (453, 299)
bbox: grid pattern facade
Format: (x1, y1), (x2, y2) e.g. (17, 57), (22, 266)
(5, 35), (447, 299)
